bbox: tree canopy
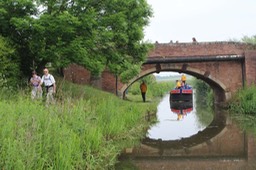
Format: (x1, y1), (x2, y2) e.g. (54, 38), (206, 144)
(0, 0), (152, 84)
(242, 35), (256, 45)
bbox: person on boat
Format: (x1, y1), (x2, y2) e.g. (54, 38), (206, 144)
(140, 81), (147, 102)
(181, 74), (186, 84)
(181, 81), (185, 89)
(30, 70), (42, 100)
(176, 80), (181, 89)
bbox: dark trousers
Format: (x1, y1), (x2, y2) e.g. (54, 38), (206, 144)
(141, 92), (146, 102)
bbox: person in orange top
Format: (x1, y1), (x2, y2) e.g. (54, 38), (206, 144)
(181, 74), (186, 84)
(140, 81), (147, 102)
(176, 80), (181, 89)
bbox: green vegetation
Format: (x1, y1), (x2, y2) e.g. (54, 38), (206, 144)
(191, 78), (214, 126)
(0, 81), (157, 169)
(0, 0), (152, 83)
(195, 105), (214, 127)
(0, 36), (20, 89)
(229, 85), (256, 134)
(229, 85), (256, 115)
(126, 75), (174, 101)
(242, 35), (256, 45)
(191, 78), (213, 107)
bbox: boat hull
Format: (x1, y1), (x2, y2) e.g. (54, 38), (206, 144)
(169, 89), (193, 102)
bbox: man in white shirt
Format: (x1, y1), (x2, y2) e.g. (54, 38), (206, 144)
(40, 68), (56, 105)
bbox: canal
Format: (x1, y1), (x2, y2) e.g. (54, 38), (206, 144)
(117, 93), (256, 170)
(147, 94), (210, 141)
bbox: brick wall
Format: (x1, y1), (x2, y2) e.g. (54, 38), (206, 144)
(101, 70), (124, 94)
(63, 64), (91, 84)
(245, 50), (256, 85)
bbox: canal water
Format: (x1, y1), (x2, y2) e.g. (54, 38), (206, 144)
(118, 93), (256, 170)
(147, 94), (209, 140)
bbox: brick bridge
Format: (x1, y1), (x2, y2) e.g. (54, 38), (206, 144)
(63, 42), (256, 102)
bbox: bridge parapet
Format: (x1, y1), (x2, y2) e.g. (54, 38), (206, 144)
(150, 41), (248, 57)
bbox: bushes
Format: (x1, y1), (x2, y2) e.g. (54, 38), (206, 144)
(229, 85), (256, 115)
(229, 85), (256, 134)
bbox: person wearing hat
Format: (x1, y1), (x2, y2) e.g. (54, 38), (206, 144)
(181, 74), (186, 84)
(176, 80), (181, 89)
(30, 70), (42, 100)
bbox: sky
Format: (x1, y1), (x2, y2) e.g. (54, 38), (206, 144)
(144, 0), (256, 43)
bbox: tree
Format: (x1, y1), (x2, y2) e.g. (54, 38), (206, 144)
(0, 0), (37, 76)
(0, 36), (19, 89)
(0, 0), (152, 83)
(242, 35), (256, 45)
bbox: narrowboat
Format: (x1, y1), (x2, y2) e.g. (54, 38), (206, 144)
(169, 87), (193, 102)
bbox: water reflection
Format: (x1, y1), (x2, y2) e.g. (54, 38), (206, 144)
(147, 94), (211, 140)
(170, 101), (193, 121)
(118, 94), (256, 170)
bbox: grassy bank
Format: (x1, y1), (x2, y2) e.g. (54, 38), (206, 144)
(0, 81), (157, 169)
(229, 85), (256, 134)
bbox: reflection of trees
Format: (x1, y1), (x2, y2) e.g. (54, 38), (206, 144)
(192, 79), (214, 126)
(195, 104), (214, 127)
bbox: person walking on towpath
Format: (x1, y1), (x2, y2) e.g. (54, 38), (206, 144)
(140, 81), (147, 102)
(40, 68), (56, 105)
(30, 70), (42, 100)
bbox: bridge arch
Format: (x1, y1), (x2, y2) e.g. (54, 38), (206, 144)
(120, 64), (230, 103)
(63, 42), (256, 100)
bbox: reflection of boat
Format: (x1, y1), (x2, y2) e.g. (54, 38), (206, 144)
(171, 107), (193, 115)
(170, 100), (193, 109)
(170, 101), (193, 119)
(170, 88), (193, 102)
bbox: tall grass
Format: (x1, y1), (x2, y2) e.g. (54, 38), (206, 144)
(0, 81), (157, 169)
(229, 85), (256, 134)
(229, 85), (256, 115)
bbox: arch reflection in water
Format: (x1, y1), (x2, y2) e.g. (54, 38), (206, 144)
(119, 95), (256, 169)
(121, 110), (256, 170)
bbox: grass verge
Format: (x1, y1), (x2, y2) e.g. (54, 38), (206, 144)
(0, 81), (157, 169)
(229, 85), (256, 134)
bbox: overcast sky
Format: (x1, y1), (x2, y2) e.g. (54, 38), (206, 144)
(144, 0), (256, 43)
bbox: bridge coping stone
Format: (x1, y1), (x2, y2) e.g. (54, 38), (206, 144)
(154, 41), (246, 46)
